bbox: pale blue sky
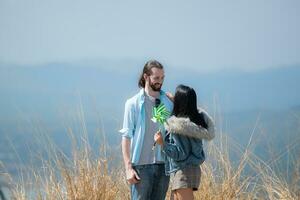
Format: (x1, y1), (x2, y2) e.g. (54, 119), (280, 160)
(1, 0), (299, 72)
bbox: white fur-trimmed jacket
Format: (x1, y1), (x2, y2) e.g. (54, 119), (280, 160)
(162, 108), (215, 174)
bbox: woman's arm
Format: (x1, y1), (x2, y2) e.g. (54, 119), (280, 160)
(189, 138), (205, 158)
(162, 133), (191, 161)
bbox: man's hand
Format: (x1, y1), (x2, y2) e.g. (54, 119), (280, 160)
(126, 167), (141, 184)
(154, 131), (164, 145)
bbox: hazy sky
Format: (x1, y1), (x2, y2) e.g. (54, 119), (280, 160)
(1, 0), (299, 71)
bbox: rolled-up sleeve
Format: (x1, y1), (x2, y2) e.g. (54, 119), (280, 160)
(119, 99), (135, 138)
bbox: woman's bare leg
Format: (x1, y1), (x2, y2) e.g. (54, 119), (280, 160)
(173, 188), (194, 200)
(170, 191), (175, 200)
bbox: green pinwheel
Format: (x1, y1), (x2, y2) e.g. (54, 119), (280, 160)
(151, 103), (171, 125)
(152, 103), (170, 150)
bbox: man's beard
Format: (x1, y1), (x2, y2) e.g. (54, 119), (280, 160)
(149, 80), (162, 92)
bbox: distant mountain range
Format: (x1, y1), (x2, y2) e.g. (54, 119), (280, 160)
(1, 62), (299, 117)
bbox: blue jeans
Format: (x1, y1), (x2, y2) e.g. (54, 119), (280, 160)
(131, 164), (169, 200)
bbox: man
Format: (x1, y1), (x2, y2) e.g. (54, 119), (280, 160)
(119, 60), (173, 200)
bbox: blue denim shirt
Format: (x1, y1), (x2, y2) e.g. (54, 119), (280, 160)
(119, 89), (173, 165)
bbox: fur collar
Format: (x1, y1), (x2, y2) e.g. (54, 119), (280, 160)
(165, 109), (215, 140)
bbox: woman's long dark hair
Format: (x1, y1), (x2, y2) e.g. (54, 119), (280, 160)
(172, 85), (208, 129)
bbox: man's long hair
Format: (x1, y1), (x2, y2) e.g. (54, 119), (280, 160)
(138, 60), (164, 88)
(172, 84), (208, 129)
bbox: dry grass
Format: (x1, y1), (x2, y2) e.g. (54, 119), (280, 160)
(3, 108), (300, 200)
(6, 133), (299, 200)
(8, 142), (130, 200)
(194, 139), (300, 200)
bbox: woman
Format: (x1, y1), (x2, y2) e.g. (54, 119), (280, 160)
(154, 84), (215, 200)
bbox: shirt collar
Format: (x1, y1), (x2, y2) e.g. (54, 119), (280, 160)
(138, 89), (166, 105)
